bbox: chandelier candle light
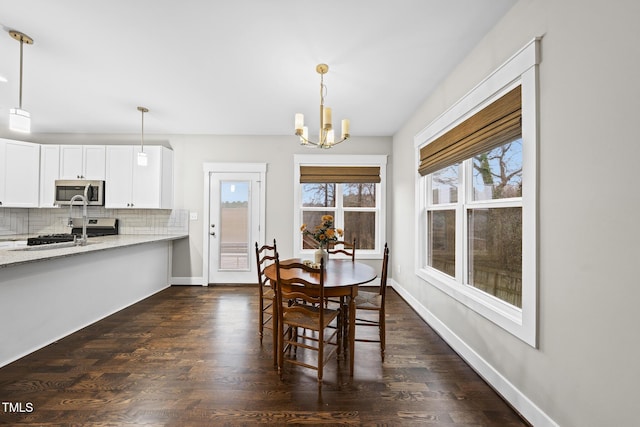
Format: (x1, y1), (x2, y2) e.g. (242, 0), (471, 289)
(295, 64), (350, 148)
(8, 30), (34, 133)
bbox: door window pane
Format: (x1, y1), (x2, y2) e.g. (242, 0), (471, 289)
(427, 210), (456, 277)
(468, 207), (522, 307)
(219, 181), (250, 270)
(472, 138), (522, 201)
(302, 183), (335, 207)
(344, 211), (376, 249)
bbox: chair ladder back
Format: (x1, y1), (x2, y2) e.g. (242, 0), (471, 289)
(275, 257), (340, 383)
(328, 238), (356, 261)
(379, 243), (389, 298)
(254, 239), (278, 353)
(255, 239), (277, 291)
(276, 259), (325, 307)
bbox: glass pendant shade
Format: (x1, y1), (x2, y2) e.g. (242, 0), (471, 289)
(137, 151), (148, 166)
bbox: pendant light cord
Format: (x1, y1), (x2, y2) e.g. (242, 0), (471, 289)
(18, 38), (24, 109)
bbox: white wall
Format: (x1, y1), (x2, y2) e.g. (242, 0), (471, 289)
(168, 135), (392, 278)
(391, 1), (640, 426)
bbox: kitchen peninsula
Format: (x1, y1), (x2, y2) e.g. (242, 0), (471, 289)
(0, 233), (187, 367)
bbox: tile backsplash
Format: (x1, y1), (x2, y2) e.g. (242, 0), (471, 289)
(0, 207), (189, 236)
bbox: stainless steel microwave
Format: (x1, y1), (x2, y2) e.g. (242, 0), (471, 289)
(54, 180), (105, 206)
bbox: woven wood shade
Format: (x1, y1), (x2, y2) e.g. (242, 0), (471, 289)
(300, 166), (381, 183)
(419, 85), (522, 176)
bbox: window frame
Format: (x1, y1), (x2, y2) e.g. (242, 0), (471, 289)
(414, 38), (539, 347)
(294, 154), (387, 259)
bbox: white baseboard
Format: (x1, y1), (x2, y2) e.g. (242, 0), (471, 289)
(389, 279), (557, 427)
(171, 276), (207, 286)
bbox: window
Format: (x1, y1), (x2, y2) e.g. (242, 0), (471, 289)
(426, 138), (523, 307)
(415, 39), (539, 347)
(294, 155), (387, 258)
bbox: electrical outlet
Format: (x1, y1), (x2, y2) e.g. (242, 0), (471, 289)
(190, 212), (198, 221)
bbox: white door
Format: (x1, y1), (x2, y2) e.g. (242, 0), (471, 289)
(208, 172), (262, 284)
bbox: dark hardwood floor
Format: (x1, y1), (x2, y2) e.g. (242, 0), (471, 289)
(0, 285), (527, 426)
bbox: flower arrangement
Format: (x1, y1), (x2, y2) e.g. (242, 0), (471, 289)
(300, 215), (343, 248)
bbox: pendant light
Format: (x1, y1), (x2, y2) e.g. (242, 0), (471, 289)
(137, 106), (148, 166)
(8, 30), (34, 133)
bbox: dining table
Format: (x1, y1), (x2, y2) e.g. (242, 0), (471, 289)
(264, 258), (377, 376)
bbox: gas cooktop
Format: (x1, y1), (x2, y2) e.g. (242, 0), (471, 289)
(27, 218), (119, 246)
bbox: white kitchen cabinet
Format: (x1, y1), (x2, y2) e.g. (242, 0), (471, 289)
(59, 145), (106, 180)
(0, 138), (40, 208)
(105, 145), (173, 209)
(39, 145), (60, 207)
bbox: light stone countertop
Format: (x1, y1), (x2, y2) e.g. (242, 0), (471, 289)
(0, 235), (31, 242)
(0, 234), (188, 269)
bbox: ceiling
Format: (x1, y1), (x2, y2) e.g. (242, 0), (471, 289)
(0, 0), (516, 137)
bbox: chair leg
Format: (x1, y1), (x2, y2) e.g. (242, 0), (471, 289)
(317, 328), (324, 383)
(271, 295), (277, 368)
(277, 319), (283, 379)
(259, 298), (264, 344)
(341, 298), (348, 360)
(380, 308), (386, 362)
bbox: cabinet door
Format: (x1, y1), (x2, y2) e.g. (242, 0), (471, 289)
(105, 146), (134, 208)
(39, 145), (60, 207)
(0, 139), (40, 207)
(83, 146), (106, 180)
(59, 145), (84, 179)
(131, 146), (163, 208)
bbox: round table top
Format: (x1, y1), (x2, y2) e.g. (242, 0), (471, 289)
(264, 258), (377, 288)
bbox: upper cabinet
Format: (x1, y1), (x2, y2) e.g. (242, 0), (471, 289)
(105, 145), (174, 209)
(59, 145), (106, 180)
(0, 138), (40, 208)
(39, 145), (60, 207)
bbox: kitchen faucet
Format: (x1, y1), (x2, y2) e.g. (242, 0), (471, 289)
(68, 184), (90, 246)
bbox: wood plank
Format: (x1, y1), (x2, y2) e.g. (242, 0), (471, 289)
(0, 285), (528, 425)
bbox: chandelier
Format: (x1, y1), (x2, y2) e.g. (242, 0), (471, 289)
(294, 64), (350, 148)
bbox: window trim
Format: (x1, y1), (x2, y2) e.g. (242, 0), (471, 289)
(414, 38), (540, 347)
(294, 154), (387, 259)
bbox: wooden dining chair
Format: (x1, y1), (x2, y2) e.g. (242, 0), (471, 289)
(354, 243), (390, 361)
(327, 238), (356, 261)
(325, 238), (356, 341)
(275, 256), (341, 383)
(255, 240), (277, 365)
